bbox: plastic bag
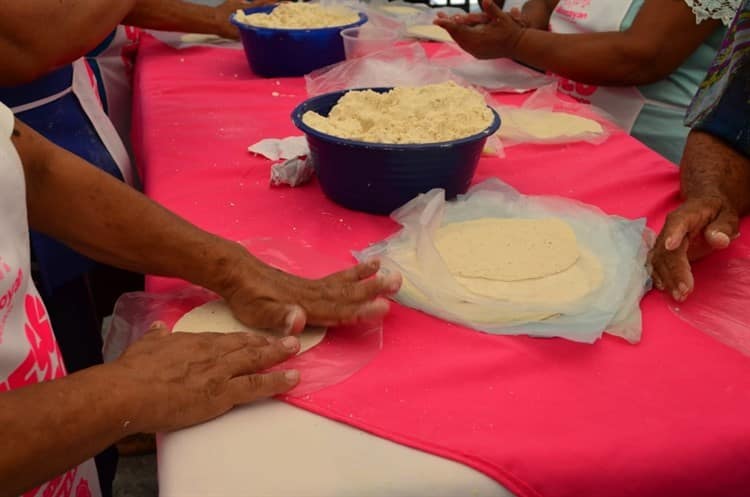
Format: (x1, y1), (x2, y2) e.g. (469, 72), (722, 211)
(354, 178), (653, 344)
(494, 84), (617, 147)
(271, 157), (315, 187)
(305, 42), (459, 96)
(668, 257), (750, 357)
(104, 238), (383, 397)
(430, 44), (556, 93)
(248, 136), (314, 187)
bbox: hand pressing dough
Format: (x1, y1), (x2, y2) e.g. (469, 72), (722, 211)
(435, 218), (580, 281)
(499, 108), (603, 140)
(173, 300), (326, 354)
(406, 24), (454, 43)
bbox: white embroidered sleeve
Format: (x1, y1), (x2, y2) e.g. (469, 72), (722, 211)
(683, 0), (741, 25)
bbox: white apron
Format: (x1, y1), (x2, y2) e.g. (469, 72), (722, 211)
(0, 102), (102, 497)
(85, 26), (141, 149)
(9, 58), (134, 186)
(549, 0), (646, 132)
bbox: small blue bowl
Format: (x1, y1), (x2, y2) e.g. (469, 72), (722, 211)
(231, 6), (367, 78)
(292, 88), (502, 215)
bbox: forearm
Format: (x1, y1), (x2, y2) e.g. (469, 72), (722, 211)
(0, 365), (136, 497)
(511, 29), (660, 86)
(520, 0), (556, 30)
(0, 0), (135, 85)
(680, 130), (750, 215)
(125, 0), (226, 36)
(14, 120), (252, 296)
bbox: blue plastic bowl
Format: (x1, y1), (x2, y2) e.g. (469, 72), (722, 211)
(231, 6), (367, 78)
(292, 88), (502, 215)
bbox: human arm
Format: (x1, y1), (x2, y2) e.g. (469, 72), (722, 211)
(0, 323), (300, 497)
(504, 0), (558, 30)
(650, 130), (750, 301)
(436, 0), (720, 86)
(12, 119), (400, 333)
(124, 0), (274, 40)
(0, 0), (136, 85)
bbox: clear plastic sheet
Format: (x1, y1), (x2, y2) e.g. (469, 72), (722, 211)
(354, 179), (653, 344)
(430, 44), (556, 93)
(104, 238), (383, 397)
(495, 84), (617, 147)
(669, 257), (750, 357)
(305, 42), (459, 96)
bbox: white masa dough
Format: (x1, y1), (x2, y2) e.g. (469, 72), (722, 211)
(406, 24), (453, 42)
(390, 217), (604, 324)
(435, 218), (580, 281)
(302, 82), (493, 144)
(173, 300), (326, 354)
(499, 108), (603, 140)
(234, 3), (360, 29)
(456, 247), (604, 305)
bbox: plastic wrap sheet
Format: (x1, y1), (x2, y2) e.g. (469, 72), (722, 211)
(104, 238), (383, 397)
(495, 84), (618, 147)
(669, 257), (750, 357)
(430, 44), (556, 93)
(355, 179), (653, 344)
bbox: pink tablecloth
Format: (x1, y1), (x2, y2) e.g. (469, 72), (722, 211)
(133, 36), (750, 497)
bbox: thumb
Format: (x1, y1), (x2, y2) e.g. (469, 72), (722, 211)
(704, 207), (740, 250)
(235, 301), (307, 335)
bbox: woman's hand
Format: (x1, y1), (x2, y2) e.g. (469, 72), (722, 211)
(217, 249), (402, 334)
(650, 194), (740, 302)
(434, 0), (525, 60)
(110, 322), (301, 434)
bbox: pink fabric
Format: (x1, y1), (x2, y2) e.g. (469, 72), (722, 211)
(133, 36), (750, 497)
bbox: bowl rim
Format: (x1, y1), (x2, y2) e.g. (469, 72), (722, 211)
(230, 5), (368, 33)
(291, 87), (502, 151)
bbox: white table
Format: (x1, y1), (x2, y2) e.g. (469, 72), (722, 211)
(159, 401), (514, 497)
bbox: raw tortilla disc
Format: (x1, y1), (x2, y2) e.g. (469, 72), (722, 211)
(406, 24), (454, 43)
(435, 218), (580, 281)
(380, 5), (422, 15)
(456, 247), (604, 305)
(499, 108), (603, 140)
(173, 300), (326, 354)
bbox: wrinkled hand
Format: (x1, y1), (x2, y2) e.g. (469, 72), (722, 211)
(110, 322), (300, 433)
(221, 253), (402, 334)
(434, 0), (525, 60)
(650, 195), (739, 301)
(214, 0), (279, 39)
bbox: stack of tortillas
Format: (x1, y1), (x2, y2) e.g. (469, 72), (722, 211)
(394, 217), (604, 324)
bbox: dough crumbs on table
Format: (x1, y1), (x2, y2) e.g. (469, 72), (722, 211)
(234, 3), (360, 29)
(302, 81), (494, 144)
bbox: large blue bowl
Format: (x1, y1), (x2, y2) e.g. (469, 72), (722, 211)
(231, 6), (367, 78)
(292, 88), (502, 215)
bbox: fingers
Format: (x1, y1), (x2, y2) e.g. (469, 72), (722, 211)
(306, 297), (391, 327)
(321, 272), (402, 304)
(225, 369), (300, 406)
(222, 335), (300, 377)
(482, 0), (504, 18)
(704, 207), (740, 250)
(342, 259), (380, 281)
(147, 321), (170, 337)
(235, 299), (308, 335)
(652, 238), (694, 302)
